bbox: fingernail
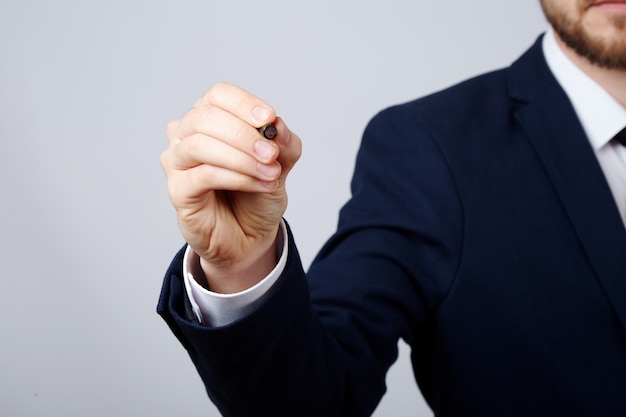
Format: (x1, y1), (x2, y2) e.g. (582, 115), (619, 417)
(260, 180), (279, 190)
(279, 128), (291, 146)
(276, 118), (291, 146)
(252, 106), (272, 123)
(254, 140), (275, 160)
(257, 162), (280, 178)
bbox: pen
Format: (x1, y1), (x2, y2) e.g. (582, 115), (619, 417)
(259, 124), (278, 140)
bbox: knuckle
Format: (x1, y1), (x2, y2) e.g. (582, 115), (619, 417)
(231, 150), (251, 173)
(230, 121), (249, 144)
(159, 150), (170, 170)
(189, 105), (216, 129)
(206, 81), (230, 101)
(184, 134), (203, 156)
(213, 81), (230, 91)
(186, 105), (203, 123)
(194, 163), (218, 186)
(233, 172), (251, 190)
(166, 120), (179, 140)
(166, 176), (185, 204)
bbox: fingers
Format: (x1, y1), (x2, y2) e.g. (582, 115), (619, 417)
(166, 83), (281, 167)
(168, 101), (272, 143)
(164, 132), (282, 183)
(196, 82), (276, 129)
(272, 117), (302, 179)
(161, 82), (301, 196)
(166, 162), (280, 207)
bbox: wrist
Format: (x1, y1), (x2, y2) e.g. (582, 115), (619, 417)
(197, 228), (282, 294)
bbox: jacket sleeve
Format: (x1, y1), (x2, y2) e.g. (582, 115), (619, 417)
(157, 104), (464, 416)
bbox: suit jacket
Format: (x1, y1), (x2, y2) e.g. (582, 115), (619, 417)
(158, 35), (626, 416)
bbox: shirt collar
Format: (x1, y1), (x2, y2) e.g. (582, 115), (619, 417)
(542, 28), (626, 150)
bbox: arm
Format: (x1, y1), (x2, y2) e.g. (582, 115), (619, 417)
(159, 100), (463, 416)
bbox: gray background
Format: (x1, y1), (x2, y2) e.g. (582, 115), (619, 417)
(0, 1), (547, 416)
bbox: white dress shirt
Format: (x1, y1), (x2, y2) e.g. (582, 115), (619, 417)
(183, 220), (288, 326)
(542, 28), (626, 226)
(184, 29), (626, 326)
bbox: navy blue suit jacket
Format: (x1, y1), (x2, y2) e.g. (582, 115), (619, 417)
(158, 36), (626, 416)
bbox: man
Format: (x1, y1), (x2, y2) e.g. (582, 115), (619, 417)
(158, 0), (626, 415)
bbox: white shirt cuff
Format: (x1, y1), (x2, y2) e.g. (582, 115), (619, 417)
(182, 220), (288, 327)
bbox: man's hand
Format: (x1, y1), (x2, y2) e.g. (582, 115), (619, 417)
(161, 83), (302, 293)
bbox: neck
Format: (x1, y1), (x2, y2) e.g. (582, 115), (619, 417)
(554, 33), (626, 109)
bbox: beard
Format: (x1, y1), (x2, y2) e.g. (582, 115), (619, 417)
(541, 0), (626, 70)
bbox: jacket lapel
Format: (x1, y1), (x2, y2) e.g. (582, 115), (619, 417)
(509, 36), (626, 331)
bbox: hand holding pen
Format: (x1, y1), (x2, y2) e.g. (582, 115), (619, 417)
(161, 82), (302, 293)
